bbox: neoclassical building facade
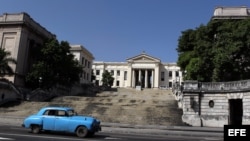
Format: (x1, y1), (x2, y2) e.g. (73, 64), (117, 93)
(0, 12), (55, 86)
(0, 12), (94, 86)
(70, 45), (95, 84)
(92, 52), (182, 89)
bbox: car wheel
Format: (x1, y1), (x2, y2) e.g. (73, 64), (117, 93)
(31, 125), (40, 134)
(76, 126), (88, 138)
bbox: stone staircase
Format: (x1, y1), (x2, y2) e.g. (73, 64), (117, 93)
(51, 88), (185, 126)
(0, 87), (185, 126)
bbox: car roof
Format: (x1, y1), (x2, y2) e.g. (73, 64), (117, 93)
(40, 106), (74, 111)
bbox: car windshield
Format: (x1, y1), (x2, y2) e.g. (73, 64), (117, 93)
(67, 110), (77, 116)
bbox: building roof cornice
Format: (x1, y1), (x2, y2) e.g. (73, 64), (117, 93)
(0, 12), (56, 39)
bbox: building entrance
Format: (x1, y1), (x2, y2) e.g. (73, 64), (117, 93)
(133, 69), (153, 88)
(229, 99), (243, 125)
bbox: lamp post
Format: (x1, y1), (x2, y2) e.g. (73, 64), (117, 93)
(39, 77), (42, 88)
(176, 76), (180, 90)
(184, 70), (187, 80)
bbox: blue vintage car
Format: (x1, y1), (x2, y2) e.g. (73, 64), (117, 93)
(21, 106), (101, 138)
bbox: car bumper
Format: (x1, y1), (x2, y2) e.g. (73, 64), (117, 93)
(92, 124), (101, 132)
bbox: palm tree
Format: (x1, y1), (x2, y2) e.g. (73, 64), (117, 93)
(0, 48), (17, 78)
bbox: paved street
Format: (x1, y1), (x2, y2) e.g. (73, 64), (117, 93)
(0, 88), (223, 140)
(0, 124), (223, 141)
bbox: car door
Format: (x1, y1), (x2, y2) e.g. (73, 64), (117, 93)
(54, 110), (70, 131)
(42, 110), (56, 130)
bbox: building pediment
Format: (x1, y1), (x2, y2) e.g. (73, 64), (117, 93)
(126, 52), (161, 63)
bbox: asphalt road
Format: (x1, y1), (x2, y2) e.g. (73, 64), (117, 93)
(0, 125), (223, 141)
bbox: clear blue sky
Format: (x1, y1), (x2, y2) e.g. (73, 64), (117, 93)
(1, 0), (249, 63)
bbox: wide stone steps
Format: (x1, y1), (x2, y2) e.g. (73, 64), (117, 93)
(50, 88), (184, 126)
(0, 88), (185, 126)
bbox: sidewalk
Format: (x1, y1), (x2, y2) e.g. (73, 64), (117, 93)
(0, 116), (223, 137)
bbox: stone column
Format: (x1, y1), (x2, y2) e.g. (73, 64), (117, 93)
(139, 69), (141, 85)
(145, 70), (148, 88)
(127, 63), (132, 87)
(151, 70), (154, 88)
(132, 69), (135, 87)
(154, 64), (159, 88)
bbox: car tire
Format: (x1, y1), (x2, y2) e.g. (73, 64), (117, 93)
(31, 125), (40, 134)
(76, 126), (88, 138)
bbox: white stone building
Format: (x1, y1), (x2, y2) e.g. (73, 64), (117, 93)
(70, 45), (95, 84)
(92, 52), (182, 89)
(212, 6), (250, 19)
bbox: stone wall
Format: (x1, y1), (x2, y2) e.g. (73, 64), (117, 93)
(0, 81), (23, 105)
(179, 80), (250, 127)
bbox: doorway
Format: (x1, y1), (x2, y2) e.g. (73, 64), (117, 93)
(134, 69), (152, 88)
(229, 99), (243, 125)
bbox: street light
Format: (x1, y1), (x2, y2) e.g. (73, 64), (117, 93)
(176, 76), (180, 90)
(183, 70), (187, 80)
(39, 77), (42, 88)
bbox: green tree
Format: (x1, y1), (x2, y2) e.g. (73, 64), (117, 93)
(101, 70), (114, 87)
(0, 48), (17, 78)
(177, 19), (250, 82)
(26, 39), (82, 89)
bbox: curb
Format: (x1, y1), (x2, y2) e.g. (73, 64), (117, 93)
(102, 122), (223, 132)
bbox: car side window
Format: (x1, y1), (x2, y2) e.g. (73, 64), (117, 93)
(57, 110), (68, 116)
(43, 110), (50, 116)
(43, 110), (57, 116)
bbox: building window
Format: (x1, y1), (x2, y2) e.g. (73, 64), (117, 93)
(81, 57), (85, 65)
(161, 71), (165, 81)
(169, 71), (172, 77)
(209, 100), (214, 108)
(95, 80), (99, 86)
(96, 70), (100, 75)
(110, 70), (114, 75)
(88, 61), (90, 68)
(169, 82), (172, 88)
(124, 71), (127, 80)
(176, 71), (179, 77)
(85, 60), (87, 67)
(117, 70), (120, 76)
(116, 81), (120, 86)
